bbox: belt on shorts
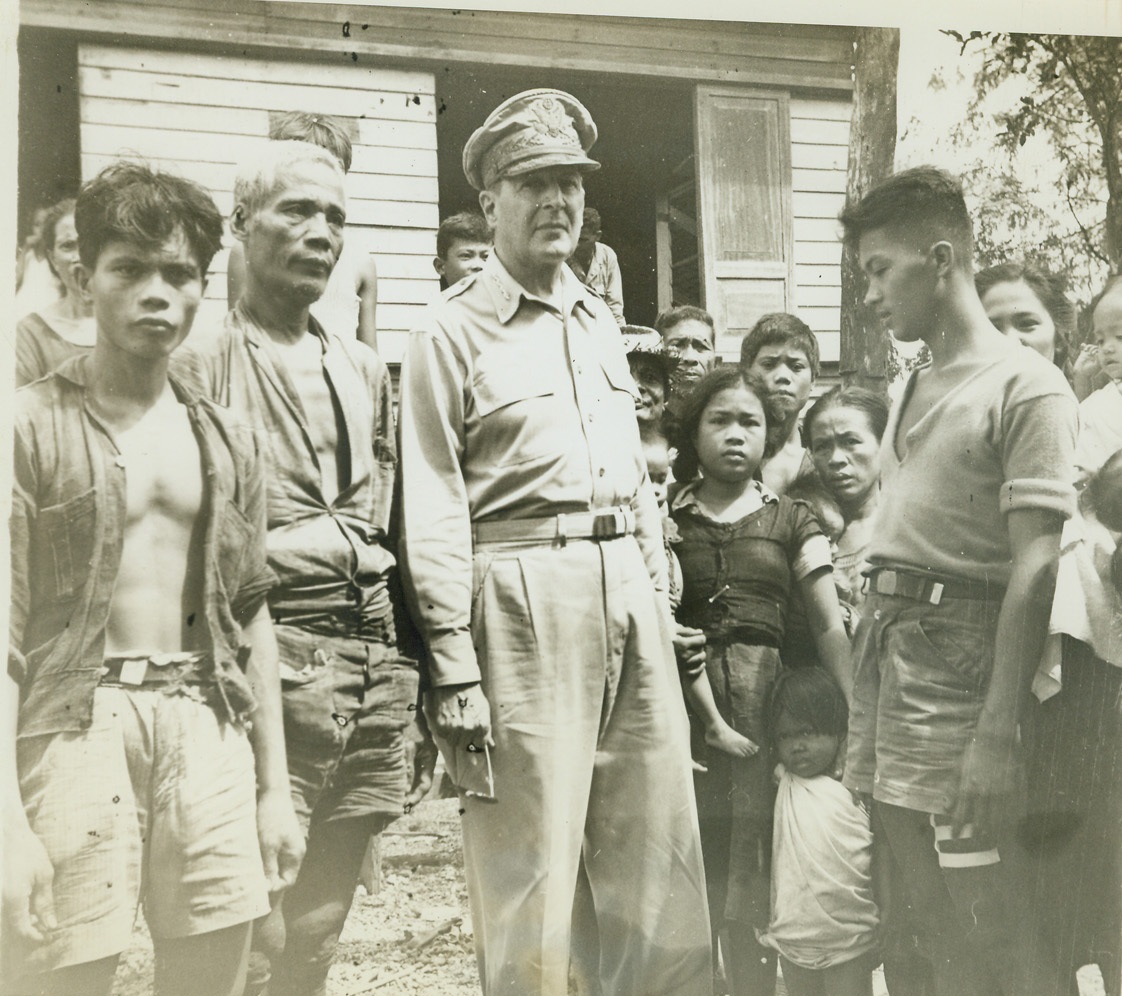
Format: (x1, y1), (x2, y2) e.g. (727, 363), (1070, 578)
(472, 506), (636, 547)
(100, 652), (210, 688)
(865, 568), (1005, 605)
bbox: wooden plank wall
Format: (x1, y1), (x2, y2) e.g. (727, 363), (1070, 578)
(26, 1), (855, 93)
(78, 44), (440, 360)
(790, 96), (849, 367)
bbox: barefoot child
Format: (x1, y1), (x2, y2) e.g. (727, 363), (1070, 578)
(759, 668), (878, 996)
(669, 365), (851, 996)
(641, 428), (754, 761)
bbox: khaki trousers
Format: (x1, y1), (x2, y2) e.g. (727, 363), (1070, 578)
(447, 534), (711, 996)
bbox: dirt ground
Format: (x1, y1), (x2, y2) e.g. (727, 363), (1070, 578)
(110, 793), (1106, 996)
(112, 797), (479, 996)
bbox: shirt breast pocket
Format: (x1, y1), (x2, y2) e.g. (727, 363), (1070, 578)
(472, 353), (566, 467)
(598, 353), (642, 431)
(33, 488), (98, 601)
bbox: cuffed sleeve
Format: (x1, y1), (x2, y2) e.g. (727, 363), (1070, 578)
(999, 390), (1077, 519)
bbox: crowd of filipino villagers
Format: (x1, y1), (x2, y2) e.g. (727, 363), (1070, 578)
(4, 83), (1122, 996)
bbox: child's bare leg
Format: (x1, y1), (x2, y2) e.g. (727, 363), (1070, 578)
(154, 921), (252, 996)
(686, 671), (757, 758)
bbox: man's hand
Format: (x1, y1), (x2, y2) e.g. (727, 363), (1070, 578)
(3, 819), (57, 944)
(423, 682), (493, 753)
(673, 624), (707, 674)
(952, 732), (1018, 840)
(256, 787), (305, 895)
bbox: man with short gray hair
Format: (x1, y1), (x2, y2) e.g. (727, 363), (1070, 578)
(179, 139), (425, 996)
(399, 89), (711, 996)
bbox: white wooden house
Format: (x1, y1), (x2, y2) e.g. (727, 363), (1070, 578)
(19, 1), (854, 370)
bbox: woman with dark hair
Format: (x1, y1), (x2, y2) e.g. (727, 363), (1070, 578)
(803, 386), (890, 613)
(15, 197), (95, 386)
(975, 261), (1077, 380)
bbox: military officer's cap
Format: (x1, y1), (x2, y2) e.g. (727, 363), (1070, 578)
(463, 88), (601, 191)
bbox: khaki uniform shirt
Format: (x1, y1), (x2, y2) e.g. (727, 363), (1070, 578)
(398, 254), (666, 687)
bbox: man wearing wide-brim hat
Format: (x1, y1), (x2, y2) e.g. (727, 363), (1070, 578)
(398, 88), (712, 995)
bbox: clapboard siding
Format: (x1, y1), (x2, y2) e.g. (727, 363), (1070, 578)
(27, 2), (855, 92)
(78, 44), (440, 365)
(790, 95), (848, 365)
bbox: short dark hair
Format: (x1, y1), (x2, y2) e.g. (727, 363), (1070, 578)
(269, 111), (353, 173)
(802, 385), (890, 449)
(436, 211), (493, 259)
(655, 305), (715, 341)
(581, 206), (601, 231)
(766, 666), (848, 742)
(739, 312), (821, 378)
(75, 161), (224, 274)
(975, 261), (1076, 375)
(838, 165), (975, 270)
(671, 365), (768, 483)
(41, 197), (77, 278)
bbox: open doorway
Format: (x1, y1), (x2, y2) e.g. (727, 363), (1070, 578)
(433, 64), (696, 328)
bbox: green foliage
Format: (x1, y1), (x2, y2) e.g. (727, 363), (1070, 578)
(939, 31), (1121, 305)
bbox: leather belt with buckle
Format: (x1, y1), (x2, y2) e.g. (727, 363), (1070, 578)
(100, 652), (209, 688)
(866, 568), (1004, 605)
(472, 506), (636, 547)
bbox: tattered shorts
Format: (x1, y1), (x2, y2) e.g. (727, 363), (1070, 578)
(274, 624), (418, 831)
(11, 684), (268, 973)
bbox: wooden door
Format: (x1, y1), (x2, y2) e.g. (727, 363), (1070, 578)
(694, 85), (794, 361)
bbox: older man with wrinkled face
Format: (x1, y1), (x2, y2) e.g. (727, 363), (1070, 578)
(178, 140), (426, 996)
(398, 89), (712, 996)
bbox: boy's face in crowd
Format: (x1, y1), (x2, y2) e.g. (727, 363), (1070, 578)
(481, 166), (584, 273)
(237, 159), (346, 306)
(774, 710), (839, 779)
(642, 438), (671, 511)
(745, 342), (814, 421)
(695, 384), (767, 486)
(858, 225), (938, 344)
(1093, 286), (1122, 382)
(435, 239), (491, 286)
(664, 320), (716, 395)
(79, 228), (205, 361)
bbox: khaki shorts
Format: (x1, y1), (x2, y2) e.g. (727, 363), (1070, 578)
(11, 685), (269, 973)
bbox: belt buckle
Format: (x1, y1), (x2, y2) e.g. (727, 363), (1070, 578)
(591, 509), (624, 539)
(117, 658), (148, 685)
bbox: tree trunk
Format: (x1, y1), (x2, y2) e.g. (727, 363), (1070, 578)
(839, 27), (900, 390)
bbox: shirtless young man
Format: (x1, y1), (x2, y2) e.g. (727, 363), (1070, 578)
(181, 140), (427, 996)
(3, 162), (302, 996)
(739, 312), (821, 496)
(840, 166), (1077, 996)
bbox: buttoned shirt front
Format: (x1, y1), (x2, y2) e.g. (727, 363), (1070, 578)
(398, 253), (665, 687)
(177, 305), (398, 639)
(9, 355), (272, 739)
